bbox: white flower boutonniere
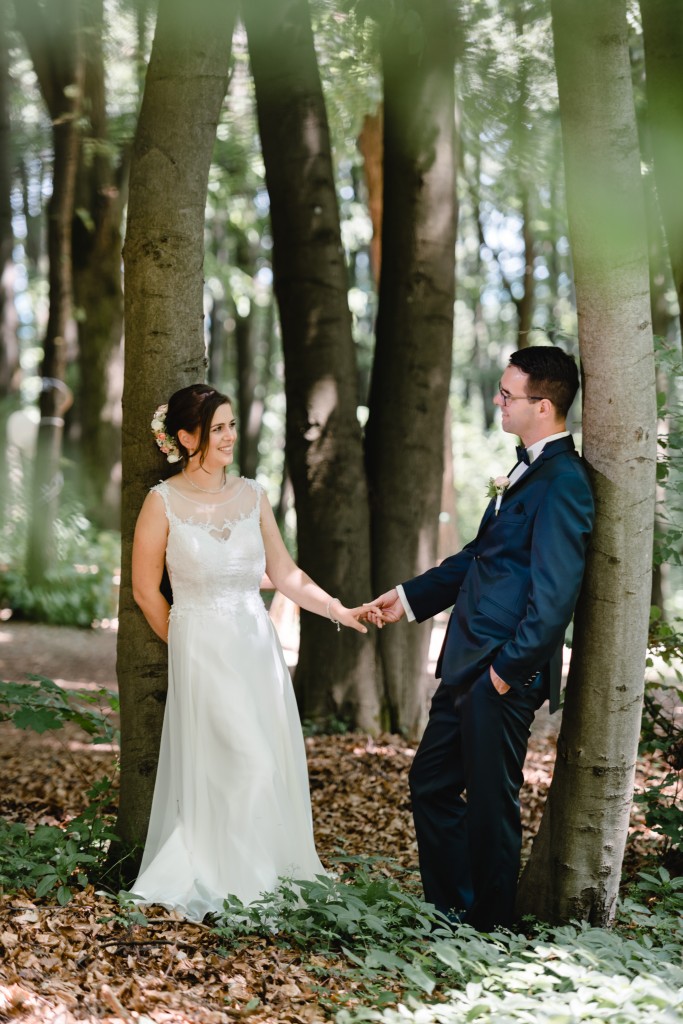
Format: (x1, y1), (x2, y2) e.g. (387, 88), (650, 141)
(487, 475), (510, 516)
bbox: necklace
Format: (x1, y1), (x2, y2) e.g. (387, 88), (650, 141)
(182, 468), (227, 494)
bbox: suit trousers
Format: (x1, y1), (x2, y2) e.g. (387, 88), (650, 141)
(408, 668), (546, 931)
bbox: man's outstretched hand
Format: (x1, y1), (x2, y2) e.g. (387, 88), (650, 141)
(362, 588), (405, 628)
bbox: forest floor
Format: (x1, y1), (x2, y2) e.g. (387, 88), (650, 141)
(0, 619), (671, 1024)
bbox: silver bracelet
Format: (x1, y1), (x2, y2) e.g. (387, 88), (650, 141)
(326, 597), (341, 632)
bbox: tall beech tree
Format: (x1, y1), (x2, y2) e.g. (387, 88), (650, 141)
(15, 0), (83, 585)
(243, 0), (382, 732)
(113, 0), (236, 874)
(365, 0), (458, 736)
(517, 0), (656, 925)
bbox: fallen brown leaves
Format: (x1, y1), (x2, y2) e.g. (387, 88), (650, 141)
(0, 716), (668, 1024)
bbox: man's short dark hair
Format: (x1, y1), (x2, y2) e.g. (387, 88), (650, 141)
(509, 346), (579, 418)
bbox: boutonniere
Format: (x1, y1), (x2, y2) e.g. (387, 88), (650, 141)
(487, 476), (510, 515)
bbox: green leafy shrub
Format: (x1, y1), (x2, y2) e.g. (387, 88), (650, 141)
(0, 674), (119, 741)
(0, 776), (118, 904)
(0, 675), (119, 903)
(637, 614), (683, 865)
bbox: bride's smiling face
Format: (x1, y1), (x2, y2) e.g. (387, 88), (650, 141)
(205, 404), (237, 467)
(182, 402), (237, 469)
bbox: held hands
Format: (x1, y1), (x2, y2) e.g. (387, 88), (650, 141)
(361, 588), (405, 629)
(328, 598), (370, 634)
(326, 589), (405, 632)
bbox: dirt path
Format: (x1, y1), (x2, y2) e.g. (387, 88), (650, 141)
(0, 620), (118, 689)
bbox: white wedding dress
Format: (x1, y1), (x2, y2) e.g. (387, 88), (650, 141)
(128, 477), (326, 922)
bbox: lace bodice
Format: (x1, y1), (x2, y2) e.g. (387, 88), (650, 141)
(152, 477), (266, 617)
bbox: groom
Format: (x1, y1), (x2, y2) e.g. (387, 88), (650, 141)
(369, 346), (594, 931)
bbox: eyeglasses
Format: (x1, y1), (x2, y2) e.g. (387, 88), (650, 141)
(498, 386), (544, 406)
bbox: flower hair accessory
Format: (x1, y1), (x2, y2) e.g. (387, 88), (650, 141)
(151, 403), (181, 463)
(487, 476), (510, 516)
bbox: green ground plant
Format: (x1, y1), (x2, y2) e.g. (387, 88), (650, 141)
(210, 859), (683, 1022)
(0, 675), (119, 903)
(638, 615), (683, 866)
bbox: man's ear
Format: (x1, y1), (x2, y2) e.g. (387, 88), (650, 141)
(539, 398), (564, 429)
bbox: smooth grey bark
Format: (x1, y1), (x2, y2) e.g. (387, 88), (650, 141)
(365, 0), (458, 737)
(243, 0), (382, 732)
(113, 0), (235, 877)
(518, 0), (656, 926)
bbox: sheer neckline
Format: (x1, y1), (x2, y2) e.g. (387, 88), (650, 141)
(164, 477), (247, 507)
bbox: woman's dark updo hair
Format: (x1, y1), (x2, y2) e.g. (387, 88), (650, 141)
(165, 384), (232, 467)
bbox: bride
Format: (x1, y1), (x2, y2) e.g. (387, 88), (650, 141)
(128, 383), (372, 921)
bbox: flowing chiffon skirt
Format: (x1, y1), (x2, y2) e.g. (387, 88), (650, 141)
(129, 596), (326, 922)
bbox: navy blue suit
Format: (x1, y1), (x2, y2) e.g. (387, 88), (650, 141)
(403, 435), (594, 930)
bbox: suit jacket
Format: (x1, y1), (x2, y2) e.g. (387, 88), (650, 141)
(402, 435), (595, 713)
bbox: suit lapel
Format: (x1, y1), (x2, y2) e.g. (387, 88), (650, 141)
(479, 435), (577, 531)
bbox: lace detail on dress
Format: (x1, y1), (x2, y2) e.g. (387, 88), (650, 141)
(151, 477), (266, 617)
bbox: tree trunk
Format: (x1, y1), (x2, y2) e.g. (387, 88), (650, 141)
(112, 0), (235, 879)
(243, 0), (382, 732)
(15, 0), (83, 586)
(512, 9), (535, 348)
(358, 109), (383, 285)
(640, 0), (683, 345)
(518, 0), (656, 926)
(233, 230), (265, 480)
(18, 157), (42, 268)
(0, 7), (18, 526)
(515, 189), (535, 345)
(72, 0), (126, 528)
(0, 5), (17, 399)
(365, 0), (458, 738)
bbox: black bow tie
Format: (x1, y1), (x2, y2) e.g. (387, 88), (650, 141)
(516, 445), (531, 466)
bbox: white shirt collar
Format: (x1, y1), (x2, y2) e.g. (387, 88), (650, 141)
(525, 430), (570, 463)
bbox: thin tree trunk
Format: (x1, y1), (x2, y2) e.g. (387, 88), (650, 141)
(512, 8), (535, 348)
(72, 0), (126, 528)
(15, 0), (83, 586)
(635, 70), (675, 616)
(358, 109), (383, 285)
(0, 5), (17, 399)
(516, 189), (534, 345)
(112, 0), (235, 879)
(18, 158), (42, 268)
(518, 0), (656, 926)
(640, 0), (683, 347)
(0, 8), (18, 526)
(207, 291), (226, 386)
(243, 0), (382, 732)
(365, 0), (458, 738)
(233, 230), (263, 480)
